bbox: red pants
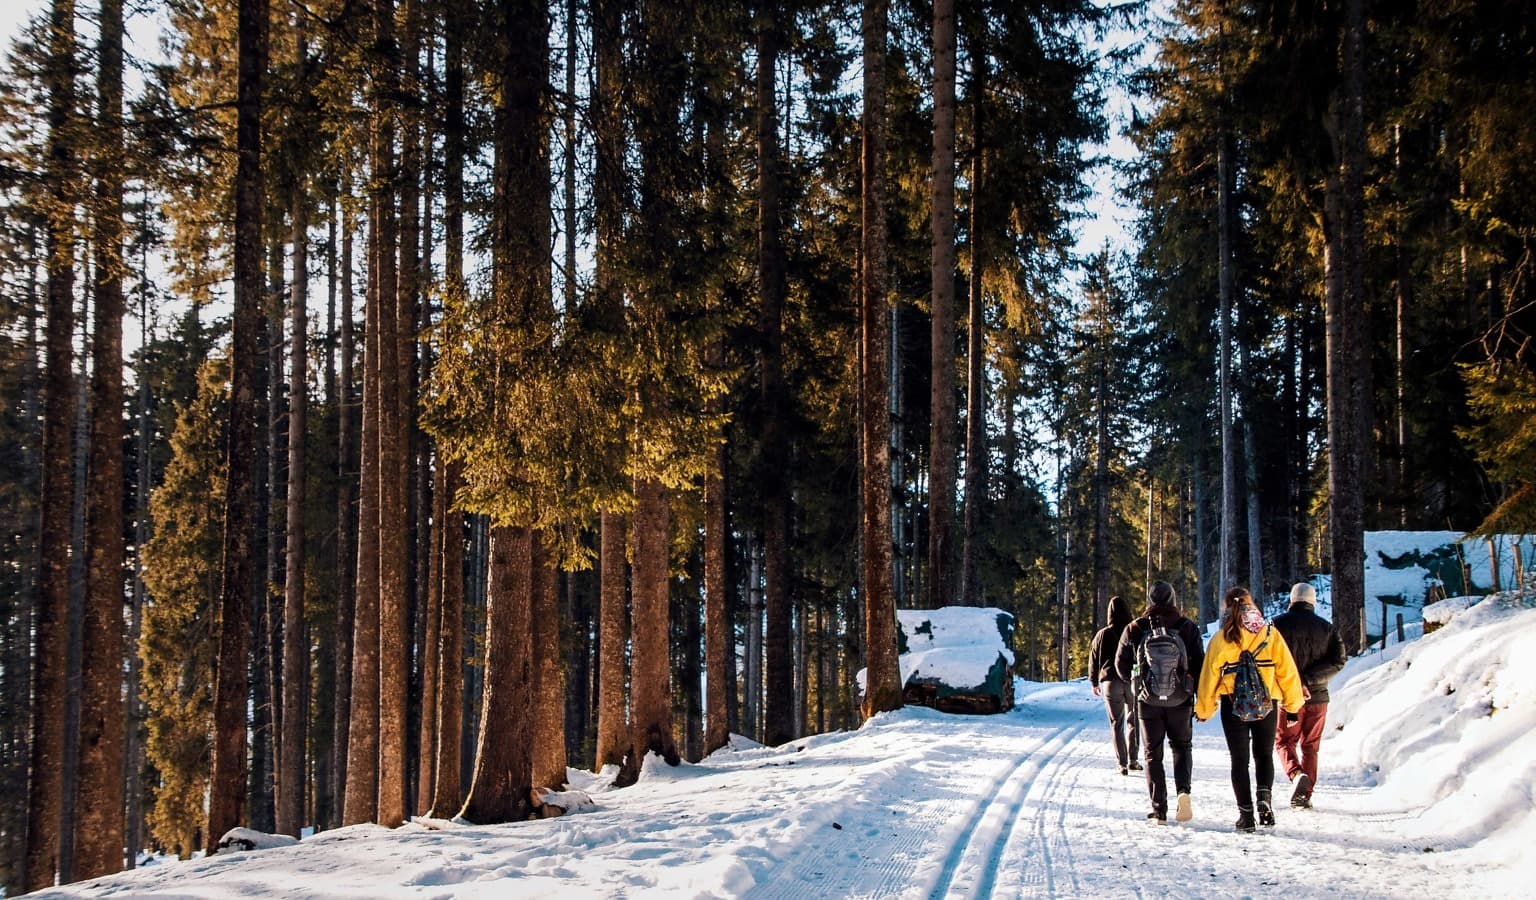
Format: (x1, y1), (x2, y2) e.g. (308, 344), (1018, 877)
(1275, 702), (1328, 785)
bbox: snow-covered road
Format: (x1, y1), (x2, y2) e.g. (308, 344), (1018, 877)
(42, 678), (1515, 899)
(740, 682), (1472, 900)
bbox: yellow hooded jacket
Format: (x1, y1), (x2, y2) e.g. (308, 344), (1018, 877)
(1194, 623), (1306, 722)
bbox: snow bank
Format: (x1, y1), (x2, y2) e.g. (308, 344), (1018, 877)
(1328, 591), (1536, 859)
(214, 827), (299, 853)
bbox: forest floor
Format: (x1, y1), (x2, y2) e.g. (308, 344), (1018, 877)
(37, 594), (1536, 899)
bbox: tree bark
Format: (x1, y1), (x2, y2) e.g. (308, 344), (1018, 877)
(531, 532), (566, 789)
(619, 476), (681, 784)
(342, 187), (381, 827)
(332, 176), (357, 828)
(959, 37), (987, 607)
(76, 0), (126, 876)
(1092, 295), (1110, 635)
(374, 0), (409, 831)
(756, 0), (793, 749)
(277, 177), (310, 838)
(417, 449), (441, 815)
(1325, 0), (1368, 655)
(459, 526), (532, 823)
(27, 0), (78, 887)
(590, 0), (628, 774)
(703, 439), (729, 755)
(208, 0), (266, 853)
(860, 0), (902, 718)
(928, 0), (957, 610)
(595, 510), (628, 770)
(1217, 27), (1238, 597)
(429, 462), (464, 816)
(427, 0), (465, 818)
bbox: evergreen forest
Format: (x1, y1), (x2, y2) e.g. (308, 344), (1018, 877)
(0, 0), (1532, 890)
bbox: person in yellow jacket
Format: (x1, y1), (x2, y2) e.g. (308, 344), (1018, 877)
(1195, 586), (1305, 833)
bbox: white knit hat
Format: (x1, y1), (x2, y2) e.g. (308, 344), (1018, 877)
(1290, 582), (1317, 606)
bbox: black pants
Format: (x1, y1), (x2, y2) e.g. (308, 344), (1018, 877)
(1102, 681), (1140, 768)
(1138, 701), (1193, 816)
(1220, 696), (1278, 809)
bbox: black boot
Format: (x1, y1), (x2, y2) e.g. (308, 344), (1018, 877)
(1291, 774), (1312, 808)
(1235, 806), (1256, 833)
(1257, 795), (1275, 828)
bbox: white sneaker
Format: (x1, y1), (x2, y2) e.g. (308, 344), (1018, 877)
(1175, 792), (1193, 822)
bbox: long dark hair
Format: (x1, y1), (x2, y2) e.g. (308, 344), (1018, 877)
(1220, 586), (1254, 644)
(1108, 595), (1132, 628)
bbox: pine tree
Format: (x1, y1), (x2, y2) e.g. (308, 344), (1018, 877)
(140, 358), (227, 858)
(208, 0), (267, 853)
(756, 0), (793, 749)
(27, 0), (80, 887)
(928, 0), (958, 609)
(860, 0), (902, 719)
(74, 0), (127, 878)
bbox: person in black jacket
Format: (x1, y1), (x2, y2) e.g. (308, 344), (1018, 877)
(1115, 581), (1206, 824)
(1089, 595), (1141, 775)
(1270, 582), (1347, 808)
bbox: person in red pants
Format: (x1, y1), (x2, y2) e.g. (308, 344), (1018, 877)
(1270, 582), (1347, 808)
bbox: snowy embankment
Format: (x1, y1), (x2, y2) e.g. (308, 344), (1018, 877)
(40, 595), (1536, 899)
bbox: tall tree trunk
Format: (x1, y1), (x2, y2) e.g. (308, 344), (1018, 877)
(1193, 443), (1215, 624)
(703, 414), (729, 755)
(125, 211), (152, 865)
(756, 0), (793, 749)
(374, 0), (409, 830)
(254, 242), (283, 836)
(594, 511), (627, 769)
(208, 0), (266, 853)
(60, 242), (86, 887)
(429, 462), (463, 816)
(927, 0), (957, 610)
(860, 0), (901, 719)
(460, 526), (533, 823)
(333, 177), (358, 828)
(1243, 416), (1263, 600)
(591, 0), (628, 774)
(959, 38), (987, 606)
(620, 476), (681, 784)
(75, 0), (126, 877)
(1326, 0), (1368, 655)
(531, 533), (566, 789)
(399, 0), (427, 819)
(429, 0), (466, 819)
(1217, 30), (1238, 597)
(312, 190), (339, 832)
(417, 451), (441, 815)
(27, 0), (78, 887)
(277, 179), (310, 838)
(745, 536), (762, 739)
(343, 188), (382, 827)
(1092, 319), (1110, 634)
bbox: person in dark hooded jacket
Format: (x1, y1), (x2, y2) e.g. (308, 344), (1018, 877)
(1270, 582), (1346, 808)
(1089, 596), (1141, 775)
(1115, 581), (1205, 824)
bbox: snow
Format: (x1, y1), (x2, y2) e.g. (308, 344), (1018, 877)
(895, 606), (1014, 691)
(858, 606), (1014, 696)
(35, 594), (1536, 899)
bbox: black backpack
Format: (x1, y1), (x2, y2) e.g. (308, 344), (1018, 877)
(1224, 625), (1275, 722)
(1133, 619), (1193, 707)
